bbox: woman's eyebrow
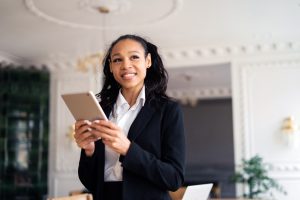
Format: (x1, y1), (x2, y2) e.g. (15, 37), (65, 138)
(111, 51), (141, 58)
(111, 53), (121, 58)
(128, 51), (140, 54)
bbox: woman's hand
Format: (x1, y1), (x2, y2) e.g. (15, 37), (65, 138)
(74, 120), (97, 156)
(90, 120), (131, 155)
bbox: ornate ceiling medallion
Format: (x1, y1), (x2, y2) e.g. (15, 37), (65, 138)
(24, 0), (182, 30)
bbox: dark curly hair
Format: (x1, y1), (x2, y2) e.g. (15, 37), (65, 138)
(97, 34), (169, 109)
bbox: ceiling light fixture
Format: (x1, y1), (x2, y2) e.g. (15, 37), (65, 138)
(97, 6), (110, 14)
(76, 1), (113, 72)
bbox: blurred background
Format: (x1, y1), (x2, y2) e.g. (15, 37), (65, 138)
(1, 0), (300, 199)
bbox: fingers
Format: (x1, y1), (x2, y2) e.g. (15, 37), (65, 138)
(76, 119), (130, 155)
(90, 120), (120, 143)
(74, 120), (91, 136)
(78, 134), (95, 148)
(102, 134), (130, 155)
(92, 120), (118, 130)
(89, 128), (116, 142)
(75, 120), (91, 130)
(75, 130), (92, 143)
(91, 120), (120, 135)
(73, 120), (97, 151)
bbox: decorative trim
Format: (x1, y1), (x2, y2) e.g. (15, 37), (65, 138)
(50, 72), (92, 172)
(233, 54), (300, 168)
(35, 41), (300, 71)
(234, 62), (248, 160)
(0, 51), (22, 65)
(162, 42), (300, 59)
(48, 70), (102, 196)
(232, 53), (300, 198)
(167, 87), (231, 104)
(162, 41), (300, 67)
(267, 163), (300, 172)
(24, 0), (183, 30)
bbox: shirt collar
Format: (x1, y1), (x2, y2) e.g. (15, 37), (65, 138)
(116, 85), (146, 110)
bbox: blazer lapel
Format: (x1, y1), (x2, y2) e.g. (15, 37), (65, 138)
(127, 102), (156, 141)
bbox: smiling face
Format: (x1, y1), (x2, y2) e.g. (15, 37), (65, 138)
(109, 39), (151, 94)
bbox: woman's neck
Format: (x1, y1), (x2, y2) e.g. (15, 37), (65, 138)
(121, 86), (143, 107)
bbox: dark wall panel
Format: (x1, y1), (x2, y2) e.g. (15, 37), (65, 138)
(181, 99), (235, 197)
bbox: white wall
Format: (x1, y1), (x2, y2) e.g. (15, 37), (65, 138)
(232, 53), (300, 199)
(43, 42), (300, 199)
(48, 66), (102, 198)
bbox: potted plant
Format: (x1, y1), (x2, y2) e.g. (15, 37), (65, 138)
(231, 155), (286, 199)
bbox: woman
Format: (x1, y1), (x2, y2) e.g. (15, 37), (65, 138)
(74, 34), (185, 200)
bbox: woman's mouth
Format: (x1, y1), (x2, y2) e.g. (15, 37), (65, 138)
(121, 72), (137, 79)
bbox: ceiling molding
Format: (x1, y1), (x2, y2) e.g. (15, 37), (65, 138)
(162, 41), (300, 67)
(24, 0), (183, 30)
(268, 163), (300, 173)
(3, 40), (298, 74)
(167, 87), (231, 106)
(0, 51), (23, 65)
(36, 40), (300, 70)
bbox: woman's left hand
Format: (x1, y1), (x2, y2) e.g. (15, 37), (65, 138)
(90, 120), (131, 155)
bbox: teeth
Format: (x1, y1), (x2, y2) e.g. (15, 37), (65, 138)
(122, 73), (136, 78)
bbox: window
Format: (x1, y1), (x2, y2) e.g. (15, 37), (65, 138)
(0, 65), (49, 199)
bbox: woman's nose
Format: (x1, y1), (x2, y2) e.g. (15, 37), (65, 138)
(121, 58), (132, 69)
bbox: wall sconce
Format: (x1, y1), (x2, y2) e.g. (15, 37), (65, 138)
(281, 116), (299, 148)
(66, 125), (75, 141)
(77, 52), (103, 73)
(66, 124), (78, 149)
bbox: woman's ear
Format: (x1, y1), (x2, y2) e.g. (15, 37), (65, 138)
(146, 53), (152, 68)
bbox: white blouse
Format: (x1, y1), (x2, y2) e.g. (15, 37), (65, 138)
(104, 86), (145, 181)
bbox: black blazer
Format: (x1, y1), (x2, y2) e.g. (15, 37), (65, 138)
(78, 99), (185, 200)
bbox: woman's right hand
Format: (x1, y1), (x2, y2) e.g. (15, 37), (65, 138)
(74, 120), (96, 156)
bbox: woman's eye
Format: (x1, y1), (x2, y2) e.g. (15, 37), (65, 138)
(112, 58), (122, 63)
(131, 55), (140, 60)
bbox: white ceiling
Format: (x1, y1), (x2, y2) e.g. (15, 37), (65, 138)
(1, 0), (299, 97)
(1, 0), (299, 62)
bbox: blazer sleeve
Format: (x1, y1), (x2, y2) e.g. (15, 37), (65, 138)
(120, 101), (185, 191)
(78, 140), (103, 194)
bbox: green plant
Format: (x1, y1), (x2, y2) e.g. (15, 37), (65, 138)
(231, 155), (286, 199)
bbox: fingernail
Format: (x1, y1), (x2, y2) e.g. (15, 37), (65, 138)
(85, 120), (91, 125)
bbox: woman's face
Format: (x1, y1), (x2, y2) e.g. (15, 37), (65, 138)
(109, 39), (151, 93)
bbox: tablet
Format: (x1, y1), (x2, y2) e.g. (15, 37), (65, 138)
(61, 91), (108, 121)
(182, 183), (213, 200)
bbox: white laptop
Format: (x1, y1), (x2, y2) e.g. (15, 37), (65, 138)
(182, 183), (213, 200)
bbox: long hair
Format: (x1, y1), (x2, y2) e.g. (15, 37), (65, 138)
(97, 34), (169, 109)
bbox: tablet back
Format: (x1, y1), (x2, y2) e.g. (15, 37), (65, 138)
(61, 91), (107, 121)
